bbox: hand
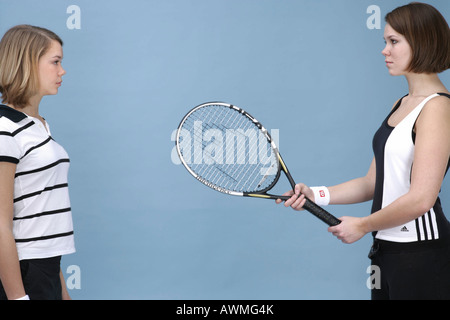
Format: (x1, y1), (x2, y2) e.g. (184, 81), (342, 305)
(327, 216), (367, 244)
(275, 183), (314, 211)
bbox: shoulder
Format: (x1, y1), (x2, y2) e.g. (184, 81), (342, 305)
(0, 105), (27, 123)
(416, 94), (450, 130)
(422, 94), (450, 115)
(0, 105), (28, 133)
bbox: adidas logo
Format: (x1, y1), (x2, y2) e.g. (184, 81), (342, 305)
(401, 226), (409, 232)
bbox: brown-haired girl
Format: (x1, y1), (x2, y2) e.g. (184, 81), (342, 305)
(279, 2), (450, 299)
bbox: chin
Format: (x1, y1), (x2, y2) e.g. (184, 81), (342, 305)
(388, 70), (402, 76)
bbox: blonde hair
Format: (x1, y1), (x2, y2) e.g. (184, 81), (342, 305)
(0, 25), (63, 108)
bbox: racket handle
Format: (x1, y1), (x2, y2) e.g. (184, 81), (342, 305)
(303, 198), (341, 226)
(248, 193), (341, 226)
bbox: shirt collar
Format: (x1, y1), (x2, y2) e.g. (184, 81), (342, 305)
(0, 104), (28, 123)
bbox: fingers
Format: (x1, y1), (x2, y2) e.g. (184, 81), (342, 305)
(284, 192), (306, 210)
(276, 183), (309, 210)
(328, 225), (347, 243)
(275, 190), (294, 204)
(288, 183), (309, 209)
(327, 217), (363, 244)
(328, 225), (340, 238)
(295, 183), (313, 200)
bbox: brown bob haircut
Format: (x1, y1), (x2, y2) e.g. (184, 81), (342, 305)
(0, 25), (63, 109)
(385, 2), (450, 74)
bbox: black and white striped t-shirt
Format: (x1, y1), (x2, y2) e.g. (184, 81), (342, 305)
(371, 93), (450, 243)
(0, 104), (75, 260)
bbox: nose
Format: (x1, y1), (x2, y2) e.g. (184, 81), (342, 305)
(59, 65), (66, 76)
(381, 44), (389, 57)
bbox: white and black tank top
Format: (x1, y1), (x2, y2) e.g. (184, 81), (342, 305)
(371, 93), (450, 243)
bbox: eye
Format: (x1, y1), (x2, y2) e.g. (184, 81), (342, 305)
(384, 38), (398, 45)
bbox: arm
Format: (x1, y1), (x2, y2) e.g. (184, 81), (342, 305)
(328, 158), (376, 204)
(278, 99), (403, 209)
(0, 162), (26, 299)
(278, 158), (376, 208)
(331, 96), (450, 243)
(60, 269), (71, 300)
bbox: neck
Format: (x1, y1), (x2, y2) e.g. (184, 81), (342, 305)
(10, 95), (42, 118)
(404, 73), (446, 97)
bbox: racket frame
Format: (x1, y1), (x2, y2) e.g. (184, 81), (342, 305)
(176, 102), (341, 226)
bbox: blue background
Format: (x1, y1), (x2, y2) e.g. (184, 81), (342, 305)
(1, 0), (449, 300)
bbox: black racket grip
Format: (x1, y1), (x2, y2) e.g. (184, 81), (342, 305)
(303, 198), (341, 226)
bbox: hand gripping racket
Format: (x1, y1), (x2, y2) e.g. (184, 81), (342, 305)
(175, 102), (341, 226)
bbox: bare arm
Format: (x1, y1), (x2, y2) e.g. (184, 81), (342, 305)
(278, 100), (404, 209)
(0, 162), (26, 299)
(60, 269), (71, 300)
(279, 158), (376, 209)
(328, 158), (376, 204)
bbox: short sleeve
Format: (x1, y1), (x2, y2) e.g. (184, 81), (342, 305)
(0, 133), (21, 164)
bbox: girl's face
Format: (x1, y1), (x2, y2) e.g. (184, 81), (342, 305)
(382, 23), (412, 76)
(38, 40), (66, 96)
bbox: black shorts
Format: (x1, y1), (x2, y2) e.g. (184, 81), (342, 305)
(369, 239), (450, 300)
(0, 256), (62, 300)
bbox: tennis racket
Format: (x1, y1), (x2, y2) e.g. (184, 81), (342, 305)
(175, 102), (341, 226)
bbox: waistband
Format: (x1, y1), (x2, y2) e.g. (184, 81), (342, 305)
(369, 238), (450, 259)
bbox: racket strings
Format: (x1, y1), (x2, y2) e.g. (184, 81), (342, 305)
(191, 108), (273, 192)
(178, 104), (278, 193)
(192, 107), (249, 189)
